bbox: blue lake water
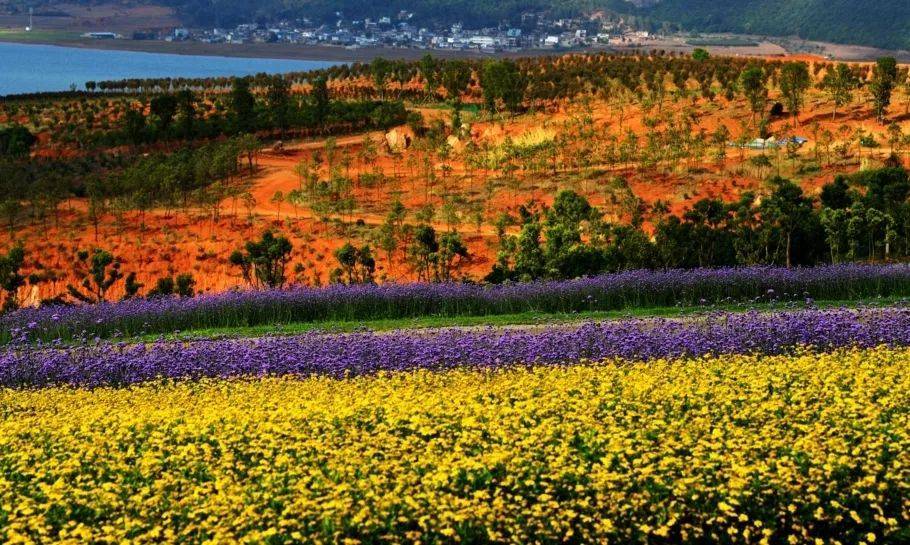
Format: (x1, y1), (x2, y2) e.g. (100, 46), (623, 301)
(0, 41), (337, 96)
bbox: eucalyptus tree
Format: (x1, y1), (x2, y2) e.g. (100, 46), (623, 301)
(870, 57), (899, 124)
(739, 66), (768, 123)
(779, 62), (811, 125)
(819, 63), (859, 120)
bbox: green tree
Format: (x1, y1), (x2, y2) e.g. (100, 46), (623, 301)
(66, 249), (124, 304)
(512, 221), (546, 281)
(819, 63), (858, 121)
(760, 178), (816, 268)
(819, 207), (848, 263)
(311, 76), (330, 123)
(480, 59), (525, 116)
(266, 75), (292, 133)
(175, 89), (198, 138)
(148, 276), (175, 297)
(148, 273), (195, 297)
(271, 190), (284, 220)
(408, 224), (439, 282)
(150, 94), (178, 133)
(238, 134), (261, 175)
(371, 57), (393, 100)
(122, 109), (146, 146)
(123, 272), (143, 300)
(820, 176), (852, 210)
(869, 57), (898, 124)
(175, 273), (196, 297)
(739, 66), (767, 122)
(436, 231), (469, 282)
(442, 60), (472, 105)
(418, 54), (439, 101)
(779, 62), (811, 125)
(0, 125), (37, 157)
(230, 76), (257, 133)
(333, 243), (376, 284)
(0, 244), (25, 312)
(229, 230), (293, 288)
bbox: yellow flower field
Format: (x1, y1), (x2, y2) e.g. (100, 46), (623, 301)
(1, 348), (908, 544)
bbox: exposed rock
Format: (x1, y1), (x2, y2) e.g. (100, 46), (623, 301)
(385, 128), (412, 152)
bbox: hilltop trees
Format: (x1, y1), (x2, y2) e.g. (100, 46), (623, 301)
(418, 54), (440, 101)
(480, 59), (525, 116)
(15, 52), (910, 300)
(230, 77), (257, 133)
(442, 60), (473, 104)
(266, 75), (292, 133)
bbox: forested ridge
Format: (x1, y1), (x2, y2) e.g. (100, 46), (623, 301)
(645, 0), (910, 51)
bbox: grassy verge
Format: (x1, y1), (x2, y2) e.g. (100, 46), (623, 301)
(137, 296), (907, 341)
(0, 29), (81, 43)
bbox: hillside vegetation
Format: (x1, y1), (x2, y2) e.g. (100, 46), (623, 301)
(646, 0), (910, 51)
(5, 51), (910, 306)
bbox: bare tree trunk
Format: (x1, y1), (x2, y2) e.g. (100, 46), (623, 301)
(786, 232), (792, 269)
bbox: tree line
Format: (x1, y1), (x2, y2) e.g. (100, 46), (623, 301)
(105, 76), (409, 148)
(4, 166), (910, 310)
(489, 166), (910, 282)
(10, 52), (909, 156)
(2, 73), (409, 152)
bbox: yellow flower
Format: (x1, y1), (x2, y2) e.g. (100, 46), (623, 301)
(0, 347), (907, 543)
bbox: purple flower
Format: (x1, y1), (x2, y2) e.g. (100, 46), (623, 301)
(5, 264), (910, 344)
(3, 307), (910, 388)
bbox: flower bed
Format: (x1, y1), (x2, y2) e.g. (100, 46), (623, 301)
(2, 348), (907, 543)
(5, 307), (910, 388)
(5, 263), (910, 343)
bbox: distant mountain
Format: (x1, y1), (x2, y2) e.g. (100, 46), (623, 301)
(641, 0), (910, 51)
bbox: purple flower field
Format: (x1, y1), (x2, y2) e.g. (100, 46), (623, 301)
(4, 263), (910, 344)
(4, 307), (910, 388)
